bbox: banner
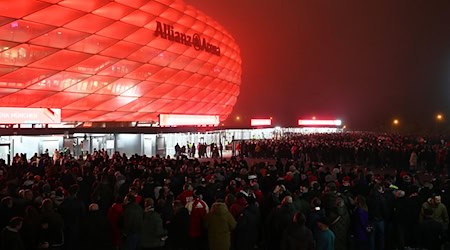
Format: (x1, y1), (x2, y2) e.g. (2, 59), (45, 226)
(0, 107), (61, 124)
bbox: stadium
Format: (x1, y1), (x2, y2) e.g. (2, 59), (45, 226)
(0, 0), (241, 125)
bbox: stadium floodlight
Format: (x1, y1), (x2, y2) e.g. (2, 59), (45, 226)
(251, 118), (272, 126)
(298, 119), (342, 126)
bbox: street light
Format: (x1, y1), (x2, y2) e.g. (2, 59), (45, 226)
(393, 119), (399, 125)
(436, 114), (443, 121)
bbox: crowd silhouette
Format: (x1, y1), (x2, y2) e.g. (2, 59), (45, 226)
(1, 132), (450, 250)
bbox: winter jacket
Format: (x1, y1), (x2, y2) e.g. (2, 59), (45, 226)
(281, 223), (314, 250)
(107, 202), (123, 247)
(1, 227), (25, 250)
(234, 203), (260, 250)
(186, 198), (208, 238)
(420, 200), (449, 227)
(167, 207), (190, 249)
(123, 202), (143, 236)
(352, 207), (369, 241)
(329, 212), (350, 250)
(80, 210), (112, 250)
(417, 217), (443, 250)
(141, 209), (166, 248)
(204, 202), (236, 250)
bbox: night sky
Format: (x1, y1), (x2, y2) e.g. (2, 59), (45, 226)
(186, 0), (450, 131)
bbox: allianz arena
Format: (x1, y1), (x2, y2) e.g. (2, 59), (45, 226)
(0, 0), (241, 123)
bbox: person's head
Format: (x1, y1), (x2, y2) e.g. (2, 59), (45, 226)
(281, 195), (293, 205)
(68, 184), (79, 197)
(317, 216), (330, 230)
(129, 186), (138, 195)
(225, 193), (236, 207)
(8, 217), (23, 231)
(293, 212), (306, 225)
(23, 189), (33, 201)
(184, 183), (193, 191)
(1, 196), (13, 208)
(193, 189), (202, 199)
(144, 198), (154, 209)
(124, 194), (136, 205)
(374, 183), (384, 194)
(88, 203), (99, 212)
(355, 195), (368, 211)
(40, 198), (53, 213)
(431, 195), (442, 206)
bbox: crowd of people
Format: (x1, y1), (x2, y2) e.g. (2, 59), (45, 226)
(0, 132), (450, 250)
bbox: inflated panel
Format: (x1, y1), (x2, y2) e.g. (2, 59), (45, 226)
(0, 0), (241, 122)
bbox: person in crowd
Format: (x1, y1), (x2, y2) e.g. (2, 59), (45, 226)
(229, 191), (248, 220)
(367, 183), (387, 250)
(203, 201), (236, 250)
(3, 132), (450, 250)
(167, 200), (190, 250)
(39, 198), (64, 249)
(281, 212), (314, 250)
(0, 196), (14, 230)
(420, 194), (449, 228)
(21, 205), (40, 250)
(327, 200), (350, 250)
(316, 216), (335, 250)
(266, 195), (296, 250)
(307, 197), (325, 239)
(141, 198), (166, 250)
(417, 207), (444, 250)
(122, 194), (144, 250)
(0, 217), (25, 250)
(233, 195), (260, 250)
(186, 189), (209, 250)
(80, 203), (112, 250)
(59, 184), (85, 250)
(176, 184), (194, 206)
(352, 195), (370, 250)
(107, 196), (124, 250)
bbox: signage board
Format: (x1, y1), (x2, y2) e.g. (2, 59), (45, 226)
(0, 107), (61, 124)
(159, 114), (219, 127)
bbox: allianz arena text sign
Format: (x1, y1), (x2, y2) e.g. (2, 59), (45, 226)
(155, 21), (221, 56)
(0, 107), (61, 124)
(0, 0), (241, 123)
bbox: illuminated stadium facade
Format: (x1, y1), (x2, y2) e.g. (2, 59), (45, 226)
(0, 0), (241, 125)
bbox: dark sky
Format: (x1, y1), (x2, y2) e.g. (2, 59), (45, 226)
(185, 0), (450, 131)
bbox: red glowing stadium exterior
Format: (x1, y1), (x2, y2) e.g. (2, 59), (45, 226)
(0, 0), (241, 123)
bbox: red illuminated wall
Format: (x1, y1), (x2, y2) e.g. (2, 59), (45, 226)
(0, 0), (241, 122)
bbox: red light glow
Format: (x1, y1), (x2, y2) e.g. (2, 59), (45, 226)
(0, 0), (241, 123)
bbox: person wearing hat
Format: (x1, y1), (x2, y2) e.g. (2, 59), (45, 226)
(316, 216), (335, 250)
(186, 189), (209, 250)
(203, 201), (236, 250)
